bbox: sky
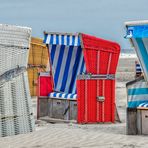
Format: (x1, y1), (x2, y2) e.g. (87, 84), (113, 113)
(0, 0), (148, 49)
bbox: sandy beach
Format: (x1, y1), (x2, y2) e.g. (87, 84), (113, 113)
(0, 56), (146, 148)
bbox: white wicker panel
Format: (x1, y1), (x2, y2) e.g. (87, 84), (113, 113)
(0, 24), (31, 47)
(0, 71), (35, 137)
(0, 45), (29, 75)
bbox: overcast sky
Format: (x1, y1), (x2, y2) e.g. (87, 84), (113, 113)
(0, 0), (148, 49)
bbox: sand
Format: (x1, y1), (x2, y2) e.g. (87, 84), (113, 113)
(0, 57), (147, 148)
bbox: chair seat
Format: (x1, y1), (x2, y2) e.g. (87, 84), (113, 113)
(48, 92), (77, 99)
(138, 102), (148, 108)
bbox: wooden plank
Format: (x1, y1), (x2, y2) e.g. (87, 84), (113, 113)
(115, 105), (121, 123)
(125, 20), (148, 26)
(43, 31), (79, 36)
(39, 116), (77, 124)
(126, 108), (137, 135)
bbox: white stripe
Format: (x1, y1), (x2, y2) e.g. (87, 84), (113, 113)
(56, 46), (69, 91)
(46, 35), (51, 44)
(67, 94), (72, 98)
(127, 82), (148, 89)
(73, 94), (77, 99)
(52, 45), (61, 90)
(59, 35), (62, 45)
(56, 93), (60, 98)
(53, 34), (56, 44)
(49, 92), (54, 97)
(64, 46), (78, 93)
(144, 104), (148, 107)
(128, 94), (148, 102)
(62, 93), (66, 98)
(107, 53), (112, 74)
(69, 36), (73, 45)
(74, 36), (78, 46)
(64, 35), (67, 45)
(139, 103), (145, 107)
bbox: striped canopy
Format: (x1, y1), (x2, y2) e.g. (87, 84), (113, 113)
(125, 23), (148, 82)
(44, 33), (86, 94)
(126, 78), (148, 108)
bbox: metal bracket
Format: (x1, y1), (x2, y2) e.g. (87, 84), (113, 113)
(97, 96), (105, 102)
(77, 74), (115, 80)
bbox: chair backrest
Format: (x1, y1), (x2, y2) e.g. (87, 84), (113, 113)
(44, 33), (86, 94)
(125, 22), (148, 82)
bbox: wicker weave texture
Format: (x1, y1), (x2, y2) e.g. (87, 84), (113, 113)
(0, 24), (31, 47)
(0, 71), (35, 137)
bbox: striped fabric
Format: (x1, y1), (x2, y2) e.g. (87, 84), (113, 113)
(138, 103), (148, 108)
(125, 25), (148, 82)
(132, 38), (148, 80)
(44, 33), (86, 94)
(127, 81), (148, 108)
(136, 63), (142, 73)
(48, 92), (77, 99)
(44, 33), (81, 46)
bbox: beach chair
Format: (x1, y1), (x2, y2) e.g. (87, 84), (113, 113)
(38, 32), (120, 123)
(0, 24), (34, 137)
(125, 21), (148, 82)
(41, 32), (86, 120)
(125, 20), (148, 135)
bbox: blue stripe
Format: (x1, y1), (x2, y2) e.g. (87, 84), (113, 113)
(61, 46), (74, 92)
(65, 93), (69, 98)
(54, 45), (65, 88)
(72, 36), (75, 46)
(135, 38), (148, 74)
(71, 94), (75, 98)
(128, 88), (148, 96)
(128, 100), (148, 108)
(50, 45), (57, 65)
(61, 35), (64, 45)
(59, 93), (63, 98)
(67, 35), (70, 45)
(80, 58), (85, 73)
(68, 46), (82, 93)
(78, 37), (81, 46)
(50, 35), (53, 44)
(53, 93), (56, 97)
(56, 35), (59, 44)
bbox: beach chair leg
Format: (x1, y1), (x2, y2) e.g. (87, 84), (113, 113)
(115, 104), (121, 123)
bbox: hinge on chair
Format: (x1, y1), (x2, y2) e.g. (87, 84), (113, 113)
(77, 74), (115, 80)
(97, 96), (105, 102)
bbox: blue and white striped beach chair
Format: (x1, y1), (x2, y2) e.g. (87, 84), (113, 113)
(43, 32), (86, 120)
(44, 32), (86, 100)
